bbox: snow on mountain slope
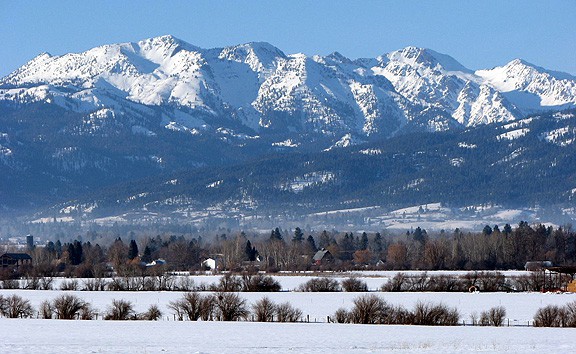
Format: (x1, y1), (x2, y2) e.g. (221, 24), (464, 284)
(252, 51), (408, 136)
(1, 36), (575, 143)
(0, 35), (220, 117)
(476, 59), (576, 112)
(216, 42), (286, 80)
(369, 47), (519, 126)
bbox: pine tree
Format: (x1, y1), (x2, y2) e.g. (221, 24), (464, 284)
(318, 230), (330, 249)
(360, 232), (369, 250)
(245, 240), (254, 261)
(67, 243), (76, 265)
(293, 227), (304, 243)
(372, 232), (383, 253)
(306, 235), (317, 253)
(270, 227), (283, 241)
(413, 227), (427, 244)
(73, 240), (83, 265)
(142, 246), (152, 263)
(55, 240), (62, 258)
(128, 240), (139, 260)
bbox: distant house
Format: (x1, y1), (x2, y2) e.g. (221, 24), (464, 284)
(146, 259), (167, 267)
(312, 249), (334, 265)
(202, 258), (217, 271)
(525, 260), (553, 271)
(0, 253), (32, 268)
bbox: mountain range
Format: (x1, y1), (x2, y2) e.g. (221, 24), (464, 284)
(1, 35), (575, 225)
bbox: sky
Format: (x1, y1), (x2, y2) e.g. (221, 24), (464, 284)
(1, 0), (575, 77)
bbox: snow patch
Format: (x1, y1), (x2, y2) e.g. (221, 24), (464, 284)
(272, 139), (300, 148)
(450, 157), (464, 167)
(206, 180), (223, 188)
(497, 128), (530, 141)
(131, 125), (156, 136)
(359, 148), (382, 155)
(281, 171), (335, 193)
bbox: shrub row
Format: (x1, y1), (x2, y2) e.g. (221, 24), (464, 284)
(0, 273), (282, 292)
(533, 301), (576, 327)
(380, 271), (565, 293)
(469, 306), (507, 326)
(0, 292), (302, 322)
(2, 271), (565, 293)
(333, 295), (460, 326)
(6, 292), (576, 327)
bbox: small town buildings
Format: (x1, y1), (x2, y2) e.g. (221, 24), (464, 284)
(145, 259), (167, 267)
(312, 248), (334, 265)
(202, 258), (217, 271)
(0, 253), (32, 268)
(524, 261), (553, 271)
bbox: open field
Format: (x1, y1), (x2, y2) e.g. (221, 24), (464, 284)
(2, 271), (576, 323)
(1, 288), (575, 324)
(1, 319), (575, 353)
(2, 272), (576, 352)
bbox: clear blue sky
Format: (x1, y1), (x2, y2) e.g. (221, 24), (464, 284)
(1, 0), (575, 77)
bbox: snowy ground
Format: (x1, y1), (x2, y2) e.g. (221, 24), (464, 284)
(2, 272), (576, 352)
(1, 319), (574, 353)
(1, 288), (575, 324)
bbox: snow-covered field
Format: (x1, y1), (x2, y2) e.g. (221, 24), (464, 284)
(2, 319), (575, 353)
(2, 273), (576, 353)
(2, 288), (575, 324)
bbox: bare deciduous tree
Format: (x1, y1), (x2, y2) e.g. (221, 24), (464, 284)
(349, 294), (391, 324)
(0, 294), (34, 318)
(252, 296), (276, 322)
(39, 300), (53, 319)
(298, 277), (341, 292)
(214, 292), (249, 321)
(168, 292), (205, 321)
(104, 299), (135, 320)
(139, 304), (162, 321)
(275, 302), (302, 322)
(53, 294), (90, 320)
(412, 301), (459, 326)
(341, 277), (368, 292)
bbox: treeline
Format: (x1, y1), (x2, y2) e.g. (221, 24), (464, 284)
(3, 222), (575, 281)
(1, 271), (568, 295)
(3, 292), (576, 328)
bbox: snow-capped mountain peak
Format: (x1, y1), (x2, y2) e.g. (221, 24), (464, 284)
(135, 34), (200, 62)
(477, 59), (576, 110)
(382, 46), (472, 74)
(217, 42), (286, 72)
(0, 37), (575, 142)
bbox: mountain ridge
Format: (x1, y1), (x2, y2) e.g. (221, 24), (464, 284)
(1, 36), (575, 221)
(2, 35), (575, 142)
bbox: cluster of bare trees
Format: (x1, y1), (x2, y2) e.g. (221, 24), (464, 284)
(470, 306), (507, 326)
(333, 294), (460, 326)
(3, 222), (575, 281)
(5, 291), (576, 328)
(0, 272), (283, 293)
(167, 292), (303, 322)
(533, 302), (576, 327)
(334, 295), (509, 327)
(385, 223), (576, 270)
(0, 292), (302, 323)
(380, 271), (568, 293)
(2, 270), (566, 294)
